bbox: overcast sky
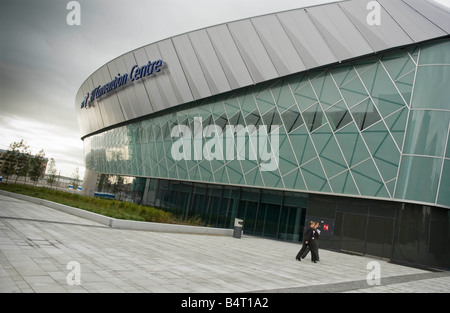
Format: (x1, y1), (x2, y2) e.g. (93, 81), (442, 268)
(1, 0), (449, 178)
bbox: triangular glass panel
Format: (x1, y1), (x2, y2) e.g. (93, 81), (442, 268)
(381, 50), (415, 81)
(239, 88), (257, 116)
(303, 103), (325, 132)
(330, 65), (358, 88)
(282, 105), (304, 133)
(351, 158), (385, 197)
(329, 170), (359, 196)
(245, 110), (262, 128)
(262, 108), (282, 133)
(213, 165), (229, 184)
(395, 71), (415, 106)
(294, 82), (318, 112)
(288, 73), (308, 94)
(325, 100), (353, 132)
(278, 134), (299, 176)
(199, 161), (213, 182)
(386, 179), (396, 198)
(351, 98), (381, 131)
(272, 80), (296, 112)
(244, 166), (264, 187)
(288, 125), (318, 165)
(256, 88), (275, 115)
(311, 71), (342, 111)
(223, 95), (240, 118)
(282, 168), (306, 191)
(407, 45), (420, 64)
(362, 121), (400, 182)
(310, 123), (333, 155)
(340, 76), (369, 109)
(301, 157), (330, 192)
(335, 122), (371, 167)
(362, 121), (400, 160)
(359, 62), (405, 118)
(226, 161), (244, 185)
(261, 169), (283, 188)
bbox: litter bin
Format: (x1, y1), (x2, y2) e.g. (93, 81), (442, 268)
(233, 218), (243, 239)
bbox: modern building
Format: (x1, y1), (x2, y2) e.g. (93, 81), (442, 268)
(76, 0), (450, 269)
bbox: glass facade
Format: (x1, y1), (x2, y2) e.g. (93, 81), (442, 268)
(83, 39), (450, 269)
(137, 179), (307, 241)
(84, 39), (450, 208)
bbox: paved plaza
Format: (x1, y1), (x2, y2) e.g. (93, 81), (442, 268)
(0, 192), (449, 293)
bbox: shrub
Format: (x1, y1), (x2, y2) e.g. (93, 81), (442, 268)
(0, 183), (201, 226)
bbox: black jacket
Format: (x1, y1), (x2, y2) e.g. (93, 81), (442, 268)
(303, 226), (314, 243)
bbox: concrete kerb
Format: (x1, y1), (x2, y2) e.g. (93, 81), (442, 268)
(0, 190), (233, 236)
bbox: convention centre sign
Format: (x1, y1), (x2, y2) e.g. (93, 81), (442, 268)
(80, 59), (163, 109)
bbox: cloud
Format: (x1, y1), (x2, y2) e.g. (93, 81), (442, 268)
(0, 0), (338, 179)
(0, 115), (84, 177)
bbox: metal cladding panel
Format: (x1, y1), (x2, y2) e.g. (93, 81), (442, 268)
(76, 0), (450, 139)
(188, 29), (231, 95)
(172, 34), (212, 100)
(402, 0), (450, 34)
(142, 44), (185, 110)
(339, 0), (413, 51)
(122, 52), (148, 119)
(133, 46), (165, 112)
(206, 24), (254, 89)
(276, 9), (338, 69)
(251, 14), (306, 76)
(76, 87), (92, 135)
(105, 55), (133, 121)
(94, 67), (117, 127)
(129, 50), (156, 117)
(89, 70), (109, 131)
(126, 53), (155, 118)
(84, 78), (102, 134)
(99, 63), (127, 126)
(378, 0), (447, 42)
(157, 39), (194, 105)
(98, 66), (117, 127)
(228, 19), (279, 83)
(306, 4), (373, 61)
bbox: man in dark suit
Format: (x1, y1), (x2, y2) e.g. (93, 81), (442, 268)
(296, 221), (320, 263)
(295, 221), (315, 261)
(309, 222), (320, 263)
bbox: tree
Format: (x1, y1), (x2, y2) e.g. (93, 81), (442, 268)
(71, 167), (80, 191)
(14, 140), (31, 183)
(1, 140), (30, 183)
(1, 146), (18, 183)
(46, 158), (57, 188)
(29, 149), (46, 185)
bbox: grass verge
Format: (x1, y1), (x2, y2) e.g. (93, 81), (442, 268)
(0, 183), (200, 226)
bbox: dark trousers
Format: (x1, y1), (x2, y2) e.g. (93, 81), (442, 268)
(296, 240), (319, 261)
(308, 239), (319, 262)
(296, 243), (308, 260)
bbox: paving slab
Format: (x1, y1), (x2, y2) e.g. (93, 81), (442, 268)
(0, 193), (449, 294)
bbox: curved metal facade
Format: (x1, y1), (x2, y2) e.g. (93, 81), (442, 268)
(77, 0), (450, 269)
(76, 0), (450, 138)
(83, 38), (450, 209)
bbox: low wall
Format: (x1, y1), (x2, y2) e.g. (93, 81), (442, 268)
(0, 190), (233, 236)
